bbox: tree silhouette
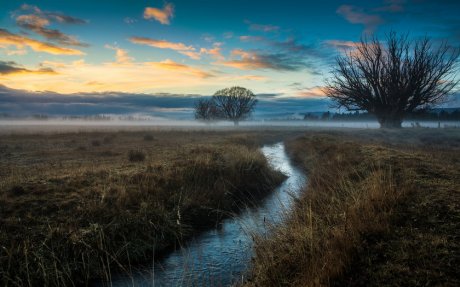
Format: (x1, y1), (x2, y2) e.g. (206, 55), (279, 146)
(194, 86), (257, 125)
(325, 32), (459, 128)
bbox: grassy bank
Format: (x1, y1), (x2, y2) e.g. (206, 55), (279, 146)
(0, 131), (288, 286)
(246, 129), (460, 286)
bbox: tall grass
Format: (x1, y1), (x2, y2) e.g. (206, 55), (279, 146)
(0, 134), (284, 286)
(246, 136), (411, 286)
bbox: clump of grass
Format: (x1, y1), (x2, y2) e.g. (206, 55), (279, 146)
(143, 134), (154, 141)
(128, 149), (146, 162)
(91, 139), (101, 147)
(103, 135), (115, 144)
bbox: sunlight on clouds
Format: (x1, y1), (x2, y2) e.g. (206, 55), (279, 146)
(104, 45), (134, 64)
(145, 59), (214, 78)
(129, 36), (224, 60)
(0, 29), (84, 55)
(129, 36), (194, 51)
(0, 48), (216, 93)
(143, 3), (174, 25)
(296, 86), (326, 98)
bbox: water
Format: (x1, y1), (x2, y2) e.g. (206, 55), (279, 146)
(108, 142), (306, 286)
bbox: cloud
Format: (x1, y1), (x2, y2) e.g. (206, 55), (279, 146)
(375, 0), (405, 12)
(337, 5), (384, 34)
(235, 75), (268, 81)
(240, 35), (265, 42)
(218, 36), (324, 72)
(14, 4), (88, 47)
(199, 43), (225, 60)
(143, 3), (174, 25)
(0, 61), (57, 75)
(129, 36), (223, 60)
(0, 28), (85, 55)
(19, 4), (87, 24)
(105, 45), (134, 64)
(0, 84), (201, 118)
(145, 59), (214, 78)
(245, 21), (280, 33)
(272, 38), (318, 54)
(219, 49), (309, 71)
(129, 36), (194, 51)
(324, 40), (360, 50)
(0, 84), (334, 118)
(0, 54), (216, 93)
(296, 86), (326, 98)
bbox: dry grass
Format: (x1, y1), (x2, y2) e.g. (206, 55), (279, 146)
(246, 129), (460, 286)
(0, 130), (293, 286)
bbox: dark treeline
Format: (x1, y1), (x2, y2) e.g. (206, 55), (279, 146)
(304, 109), (460, 121)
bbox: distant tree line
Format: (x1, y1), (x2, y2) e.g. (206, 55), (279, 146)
(304, 109), (460, 121)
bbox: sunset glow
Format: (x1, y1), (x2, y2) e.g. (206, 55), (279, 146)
(1, 0), (459, 116)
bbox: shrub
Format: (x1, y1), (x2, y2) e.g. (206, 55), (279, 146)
(143, 134), (154, 141)
(128, 149), (146, 162)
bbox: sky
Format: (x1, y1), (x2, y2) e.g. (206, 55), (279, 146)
(0, 0), (459, 118)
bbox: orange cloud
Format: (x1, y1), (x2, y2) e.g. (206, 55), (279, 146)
(178, 50), (202, 60)
(130, 36), (222, 60)
(129, 36), (194, 51)
(144, 3), (174, 25)
(15, 4), (88, 47)
(0, 29), (84, 55)
(297, 86), (326, 98)
(0, 60), (57, 76)
(199, 43), (224, 60)
(105, 45), (134, 64)
(1, 53), (218, 94)
(219, 49), (273, 70)
(146, 59), (214, 78)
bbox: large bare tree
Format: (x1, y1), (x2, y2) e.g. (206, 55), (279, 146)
(325, 32), (459, 128)
(210, 86), (257, 125)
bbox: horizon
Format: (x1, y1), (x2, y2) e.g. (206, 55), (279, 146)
(1, 0), (460, 117)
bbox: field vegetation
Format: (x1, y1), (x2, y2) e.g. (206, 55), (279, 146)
(0, 130), (292, 286)
(246, 128), (460, 286)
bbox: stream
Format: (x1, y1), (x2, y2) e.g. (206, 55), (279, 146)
(110, 142), (307, 286)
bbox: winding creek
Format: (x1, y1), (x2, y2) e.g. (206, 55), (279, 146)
(110, 142), (307, 286)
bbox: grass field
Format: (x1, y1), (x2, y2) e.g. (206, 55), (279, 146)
(1, 127), (459, 286)
(0, 130), (297, 286)
(246, 128), (460, 286)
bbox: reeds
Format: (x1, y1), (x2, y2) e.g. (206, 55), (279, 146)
(0, 131), (285, 286)
(246, 136), (411, 286)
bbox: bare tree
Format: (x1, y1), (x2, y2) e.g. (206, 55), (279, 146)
(325, 32), (459, 128)
(211, 86), (257, 125)
(194, 98), (220, 122)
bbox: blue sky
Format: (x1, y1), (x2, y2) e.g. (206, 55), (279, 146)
(0, 0), (459, 117)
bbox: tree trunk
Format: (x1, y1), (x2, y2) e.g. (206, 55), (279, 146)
(378, 115), (402, 128)
(233, 120), (239, 126)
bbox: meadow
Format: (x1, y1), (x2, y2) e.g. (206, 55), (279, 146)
(247, 128), (460, 286)
(0, 127), (459, 286)
(0, 129), (294, 286)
